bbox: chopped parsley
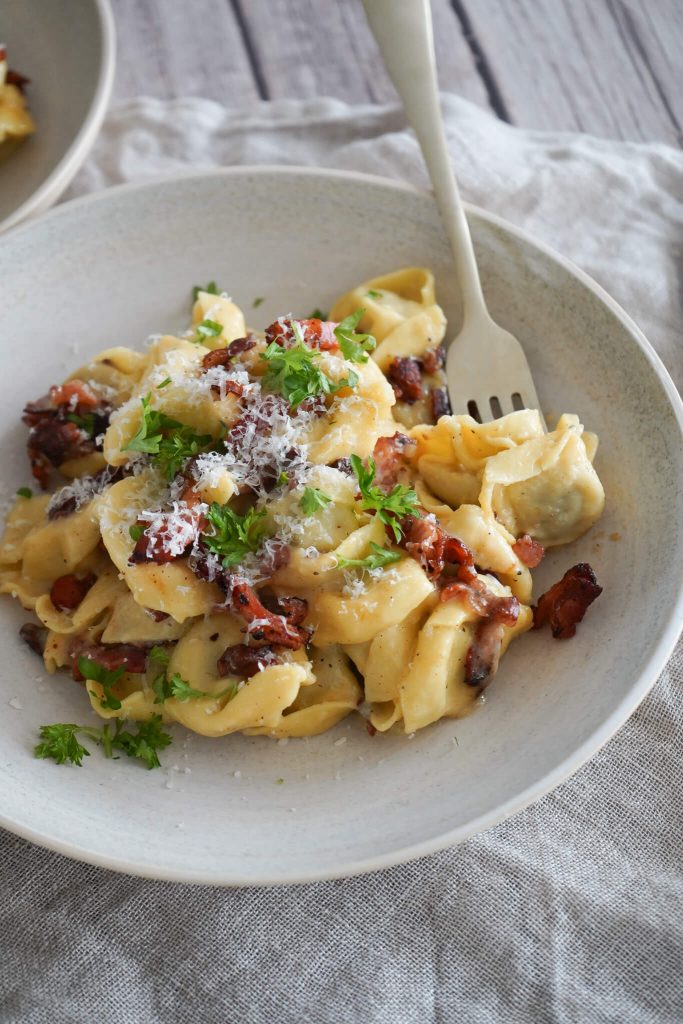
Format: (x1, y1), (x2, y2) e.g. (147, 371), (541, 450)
(334, 309), (376, 363)
(337, 542), (401, 572)
(277, 471), (290, 487)
(124, 396), (215, 480)
(201, 503), (268, 568)
(78, 655), (126, 711)
(366, 289), (382, 299)
(350, 453), (419, 541)
(149, 647), (237, 704)
(67, 411), (96, 436)
(252, 296), (265, 308)
(308, 307), (328, 320)
(16, 487), (32, 499)
(261, 323), (358, 409)
(35, 716), (172, 770)
(300, 487), (331, 515)
(156, 377), (172, 390)
(192, 281), (221, 301)
(194, 318), (223, 344)
(129, 524), (145, 542)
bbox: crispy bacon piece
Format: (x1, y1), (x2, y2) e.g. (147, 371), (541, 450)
(217, 644), (280, 679)
(201, 336), (257, 370)
(71, 643), (148, 680)
(441, 575), (520, 625)
(421, 346), (446, 374)
(430, 387), (451, 421)
(372, 432), (416, 489)
(230, 581), (311, 649)
(329, 457), (353, 476)
(512, 534), (545, 568)
(533, 563), (602, 639)
(128, 506), (204, 565)
(442, 577), (520, 689)
(49, 380), (99, 409)
(388, 357), (423, 403)
(19, 622), (47, 657)
(50, 573), (96, 613)
(262, 594), (308, 626)
(22, 378), (111, 488)
(396, 514), (477, 583)
(465, 620), (506, 687)
(6, 68), (30, 92)
(265, 317), (339, 351)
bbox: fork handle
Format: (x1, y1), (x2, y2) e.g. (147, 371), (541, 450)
(361, 0), (488, 324)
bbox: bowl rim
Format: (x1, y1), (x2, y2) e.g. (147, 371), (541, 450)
(0, 0), (116, 233)
(1, 164), (682, 886)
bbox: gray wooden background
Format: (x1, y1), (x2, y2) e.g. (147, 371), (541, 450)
(111, 0), (682, 146)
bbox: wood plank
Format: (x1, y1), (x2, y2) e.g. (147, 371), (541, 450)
(457, 0), (682, 145)
(232, 0), (493, 109)
(110, 0), (260, 105)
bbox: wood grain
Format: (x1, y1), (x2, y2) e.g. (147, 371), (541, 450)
(108, 0), (681, 146)
(231, 0), (492, 109)
(112, 0), (260, 105)
(457, 0), (682, 145)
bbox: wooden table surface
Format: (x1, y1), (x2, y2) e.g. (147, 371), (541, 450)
(111, 0), (682, 147)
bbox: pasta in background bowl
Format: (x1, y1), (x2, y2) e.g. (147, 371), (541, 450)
(0, 167), (680, 885)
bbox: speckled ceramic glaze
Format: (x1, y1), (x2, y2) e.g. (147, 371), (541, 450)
(0, 168), (681, 885)
(0, 0), (115, 232)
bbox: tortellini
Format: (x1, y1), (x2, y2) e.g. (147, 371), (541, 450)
(0, 268), (605, 753)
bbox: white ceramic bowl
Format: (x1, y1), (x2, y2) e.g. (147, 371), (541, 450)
(0, 0), (115, 232)
(0, 168), (681, 885)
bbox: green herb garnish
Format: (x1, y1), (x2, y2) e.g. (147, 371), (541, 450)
(336, 542), (402, 572)
(334, 309), (376, 364)
(124, 396), (215, 480)
(16, 487), (32, 499)
(366, 289), (382, 299)
(35, 716), (172, 770)
(252, 296), (265, 308)
(67, 412), (96, 436)
(192, 281), (221, 301)
(261, 322), (358, 409)
(277, 471), (290, 487)
(129, 524), (145, 542)
(308, 307), (328, 320)
(194, 318), (223, 343)
(78, 656), (126, 711)
(156, 377), (172, 390)
(300, 487), (331, 515)
(201, 503), (268, 568)
(350, 453), (419, 541)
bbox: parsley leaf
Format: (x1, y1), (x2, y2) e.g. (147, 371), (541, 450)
(366, 289), (382, 299)
(192, 281), (221, 301)
(110, 715), (172, 769)
(202, 503), (268, 568)
(261, 323), (358, 409)
(334, 309), (377, 364)
(194, 318), (223, 344)
(252, 296), (265, 308)
(67, 411), (96, 436)
(277, 471), (290, 487)
(16, 487), (32, 499)
(300, 487), (331, 515)
(308, 307), (328, 320)
(124, 396), (215, 480)
(35, 716), (172, 770)
(350, 453), (420, 541)
(156, 377), (172, 390)
(337, 542), (402, 571)
(35, 723), (91, 766)
(149, 645), (237, 704)
(129, 524), (145, 542)
(78, 655), (125, 711)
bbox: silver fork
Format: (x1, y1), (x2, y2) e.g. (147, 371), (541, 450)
(361, 0), (543, 424)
